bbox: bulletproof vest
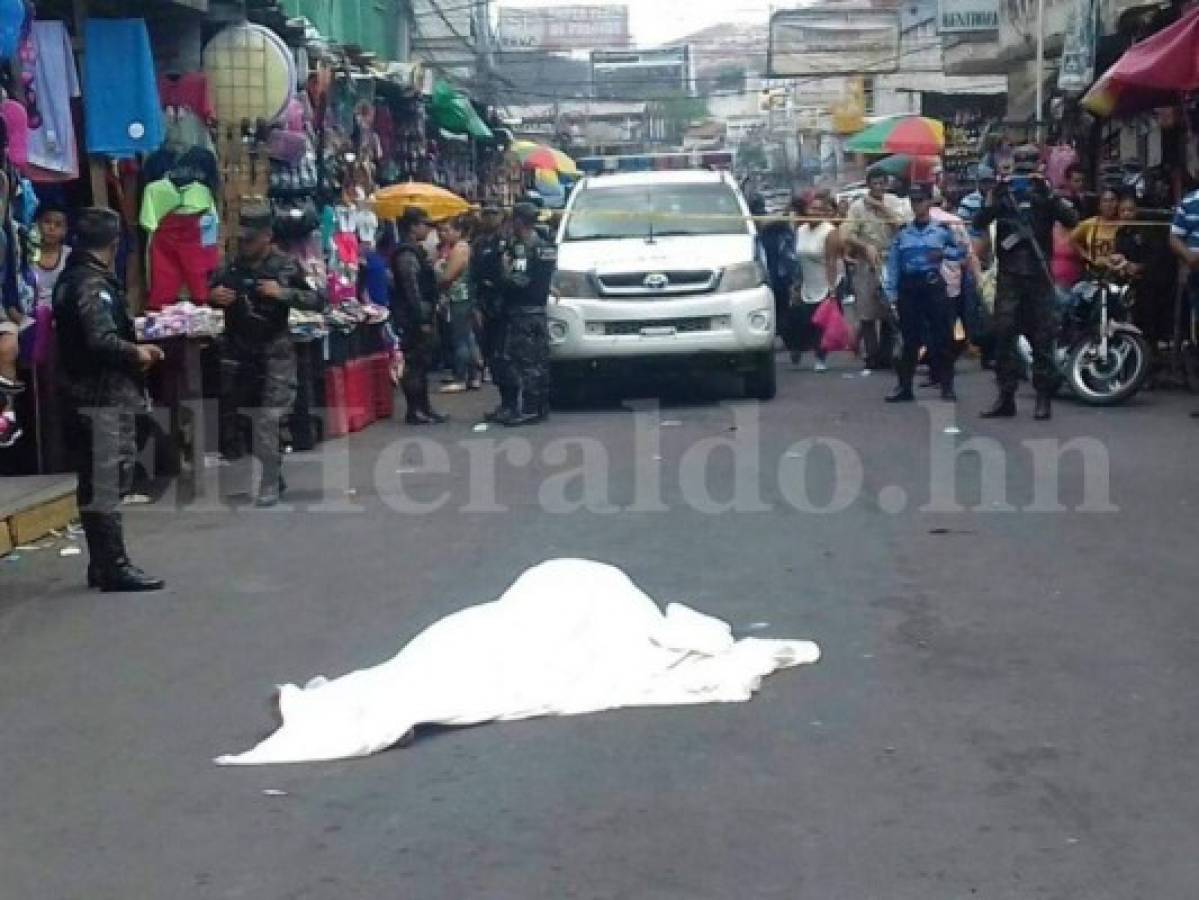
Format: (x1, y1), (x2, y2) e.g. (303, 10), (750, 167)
(53, 254), (140, 383)
(218, 250), (295, 346)
(471, 235), (505, 292)
(505, 234), (557, 310)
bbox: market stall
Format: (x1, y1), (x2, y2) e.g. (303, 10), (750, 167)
(0, 3), (500, 479)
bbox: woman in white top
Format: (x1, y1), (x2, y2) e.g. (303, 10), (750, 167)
(791, 191), (844, 371)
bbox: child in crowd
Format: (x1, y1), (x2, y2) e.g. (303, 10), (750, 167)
(32, 202), (71, 309)
(0, 201), (74, 448)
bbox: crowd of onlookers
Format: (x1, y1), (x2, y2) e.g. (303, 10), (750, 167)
(753, 157), (1188, 386)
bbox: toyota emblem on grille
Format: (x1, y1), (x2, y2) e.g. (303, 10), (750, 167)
(643, 273), (670, 290)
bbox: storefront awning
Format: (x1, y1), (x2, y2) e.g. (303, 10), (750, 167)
(429, 81), (493, 140)
(1084, 5), (1199, 117)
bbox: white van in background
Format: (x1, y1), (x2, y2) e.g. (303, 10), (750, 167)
(548, 170), (777, 400)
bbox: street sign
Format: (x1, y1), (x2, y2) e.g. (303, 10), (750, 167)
(1058, 0), (1099, 92)
(767, 9), (901, 77)
(497, 5), (630, 52)
(937, 0), (1000, 33)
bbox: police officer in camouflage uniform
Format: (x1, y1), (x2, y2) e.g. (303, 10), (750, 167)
(471, 206), (515, 421)
(974, 173), (1077, 421)
(210, 203), (325, 506)
(54, 208), (166, 592)
(498, 203), (556, 427)
(391, 206), (448, 426)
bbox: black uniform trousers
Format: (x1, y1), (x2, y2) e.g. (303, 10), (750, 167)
(400, 328), (434, 416)
(896, 274), (954, 390)
(506, 309), (550, 415)
(219, 339), (297, 485)
(993, 269), (1056, 395)
(65, 396), (139, 567)
(482, 312), (516, 411)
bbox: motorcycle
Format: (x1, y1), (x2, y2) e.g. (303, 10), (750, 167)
(1019, 272), (1150, 405)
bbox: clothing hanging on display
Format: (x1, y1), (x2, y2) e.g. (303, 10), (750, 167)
(2, 98), (29, 170)
(142, 146), (219, 195)
(140, 177), (216, 232)
(83, 19), (165, 159)
(141, 176), (219, 308)
(158, 72), (214, 123)
(163, 109), (215, 155)
(147, 214), (218, 309)
(27, 21), (80, 181)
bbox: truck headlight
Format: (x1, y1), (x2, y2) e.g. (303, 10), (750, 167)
(717, 261), (767, 293)
(552, 269), (599, 299)
(548, 319), (569, 341)
(748, 309), (772, 331)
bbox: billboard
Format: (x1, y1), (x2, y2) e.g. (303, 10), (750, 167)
(767, 9), (901, 77)
(938, 0), (1000, 32)
(498, 5), (630, 52)
(591, 47), (691, 99)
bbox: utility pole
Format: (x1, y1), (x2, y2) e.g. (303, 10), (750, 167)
(474, 0), (494, 104)
(1035, 0), (1045, 142)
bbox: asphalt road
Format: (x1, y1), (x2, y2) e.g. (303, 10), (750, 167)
(3, 357), (1198, 900)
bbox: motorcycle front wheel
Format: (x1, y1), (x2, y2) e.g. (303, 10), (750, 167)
(1065, 332), (1150, 406)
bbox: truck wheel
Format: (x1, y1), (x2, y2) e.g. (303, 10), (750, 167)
(744, 351), (777, 401)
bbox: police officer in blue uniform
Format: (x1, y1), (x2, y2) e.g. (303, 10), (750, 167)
(498, 203), (557, 427)
(884, 183), (966, 404)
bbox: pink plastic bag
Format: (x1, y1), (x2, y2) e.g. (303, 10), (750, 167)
(812, 297), (853, 353)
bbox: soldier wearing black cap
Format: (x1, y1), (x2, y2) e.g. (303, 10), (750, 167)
(391, 206), (447, 425)
(54, 207), (166, 591)
(471, 205), (515, 420)
(209, 202), (325, 507)
(498, 202), (557, 426)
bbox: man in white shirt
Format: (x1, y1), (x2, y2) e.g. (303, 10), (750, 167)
(844, 172), (911, 369)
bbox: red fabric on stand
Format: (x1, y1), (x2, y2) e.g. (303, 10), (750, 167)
(147, 214), (218, 309)
(368, 352), (394, 420)
(344, 357), (375, 433)
(323, 365), (348, 438)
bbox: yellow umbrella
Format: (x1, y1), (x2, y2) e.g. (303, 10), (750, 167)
(371, 183), (471, 222)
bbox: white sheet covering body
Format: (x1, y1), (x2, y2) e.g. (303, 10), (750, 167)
(216, 559), (820, 766)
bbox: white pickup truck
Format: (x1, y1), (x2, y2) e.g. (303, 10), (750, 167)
(547, 170), (777, 400)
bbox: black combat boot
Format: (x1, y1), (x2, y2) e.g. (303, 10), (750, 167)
(255, 473), (286, 508)
(1034, 392), (1052, 421)
(980, 391), (1017, 418)
(84, 512), (164, 592)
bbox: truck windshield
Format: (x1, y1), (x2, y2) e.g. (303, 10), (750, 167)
(563, 183), (748, 242)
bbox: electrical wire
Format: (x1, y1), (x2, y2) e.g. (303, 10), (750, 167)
(410, 0), (984, 112)
(487, 38), (971, 103)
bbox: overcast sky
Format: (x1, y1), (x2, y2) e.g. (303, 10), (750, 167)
(497, 0), (774, 47)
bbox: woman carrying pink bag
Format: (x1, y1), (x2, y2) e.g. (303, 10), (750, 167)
(792, 191), (846, 370)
